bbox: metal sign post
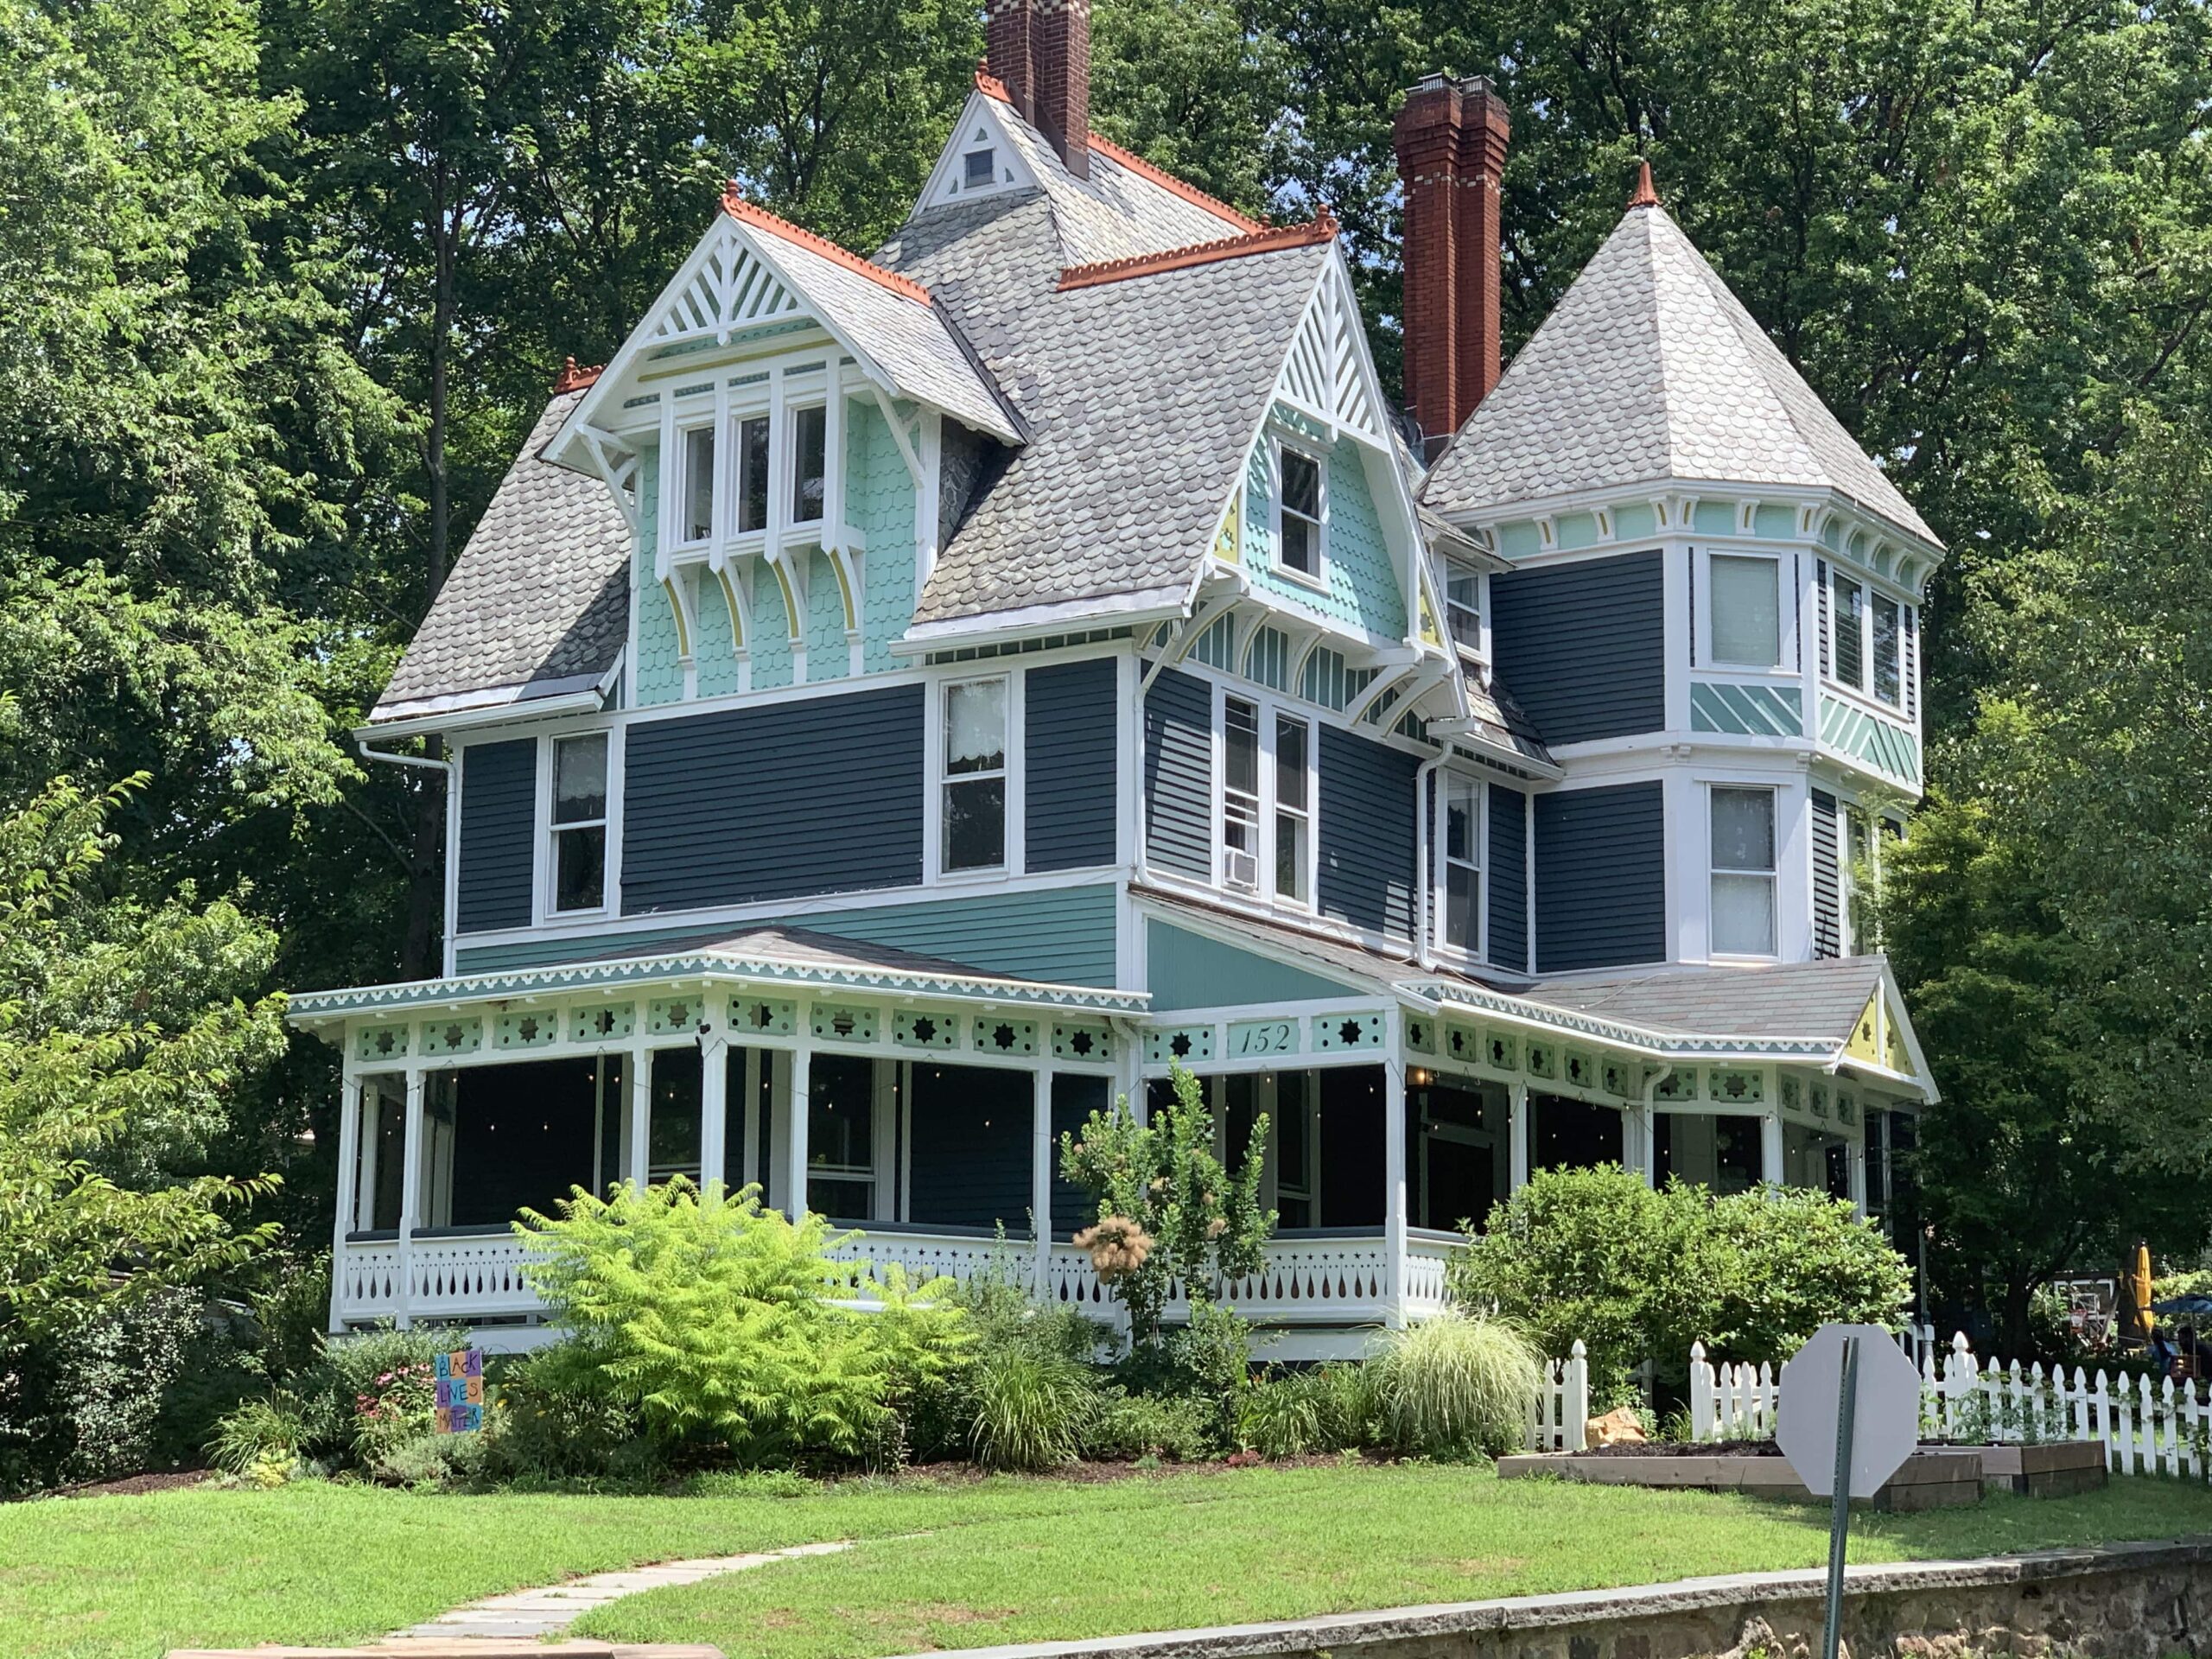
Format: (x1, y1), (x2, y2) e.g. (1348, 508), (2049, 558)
(1820, 1335), (1859, 1659)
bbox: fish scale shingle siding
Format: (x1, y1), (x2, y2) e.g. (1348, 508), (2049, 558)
(1490, 552), (1664, 745)
(455, 739), (537, 934)
(1319, 727), (1420, 939)
(1534, 782), (1666, 972)
(1025, 657), (1118, 870)
(1143, 667), (1212, 879)
(1487, 783), (1529, 971)
(621, 685), (925, 912)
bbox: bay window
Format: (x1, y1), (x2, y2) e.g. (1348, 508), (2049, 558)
(1709, 554), (1781, 668)
(736, 414), (771, 533)
(1440, 775), (1481, 952)
(1221, 696), (1262, 889)
(1709, 785), (1777, 957)
(679, 424), (715, 544)
(941, 677), (1008, 872)
(550, 733), (609, 913)
(791, 404), (828, 524)
(1830, 572), (1865, 689)
(1872, 593), (1902, 705)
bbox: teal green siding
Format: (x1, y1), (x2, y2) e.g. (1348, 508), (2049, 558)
(1691, 500), (1736, 537)
(850, 398), (917, 672)
(1497, 521), (1542, 558)
(1820, 695), (1920, 784)
(748, 565), (795, 690)
(1690, 681), (1804, 737)
(804, 549), (847, 677)
(1753, 503), (1796, 538)
(694, 572), (742, 697)
(454, 883), (1121, 987)
(1554, 511), (1599, 550)
(1613, 503), (1658, 539)
(1243, 415), (1406, 637)
(635, 448), (683, 705)
(1146, 921), (1363, 1011)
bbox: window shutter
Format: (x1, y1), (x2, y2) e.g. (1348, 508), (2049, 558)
(1904, 605), (1918, 718)
(1810, 788), (1841, 960)
(1816, 560), (1830, 677)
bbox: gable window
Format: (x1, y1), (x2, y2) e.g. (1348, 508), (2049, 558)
(1709, 785), (1777, 957)
(1444, 557), (1484, 652)
(963, 147), (995, 189)
(1276, 448), (1324, 579)
(1274, 714), (1311, 905)
(1872, 593), (1902, 705)
(1710, 554), (1782, 668)
(1221, 696), (1262, 889)
(736, 414), (771, 533)
(942, 677), (1008, 872)
(550, 733), (609, 913)
(791, 404), (828, 524)
(1441, 776), (1482, 952)
(1830, 572), (1865, 689)
(679, 424), (716, 543)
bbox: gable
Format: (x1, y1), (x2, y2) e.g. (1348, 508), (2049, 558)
(914, 95), (1039, 214)
(644, 219), (808, 351)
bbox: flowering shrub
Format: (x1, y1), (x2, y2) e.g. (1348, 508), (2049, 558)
(351, 1359), (435, 1459)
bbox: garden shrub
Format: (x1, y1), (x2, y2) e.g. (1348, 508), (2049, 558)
(369, 1427), (493, 1489)
(296, 1322), (474, 1464)
(964, 1346), (1096, 1471)
(207, 1392), (314, 1482)
(1085, 1390), (1213, 1461)
(517, 1179), (967, 1467)
(1450, 1166), (1909, 1404)
(486, 1341), (659, 1483)
(1305, 1363), (1377, 1451)
(1239, 1372), (1323, 1458)
(1369, 1310), (1541, 1458)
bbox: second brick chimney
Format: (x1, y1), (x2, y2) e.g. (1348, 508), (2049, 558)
(987, 0), (1090, 179)
(1394, 73), (1510, 457)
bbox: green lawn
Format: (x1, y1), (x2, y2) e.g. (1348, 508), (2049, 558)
(4, 1465), (2211, 1659)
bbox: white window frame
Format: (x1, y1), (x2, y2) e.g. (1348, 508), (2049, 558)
(1212, 683), (1318, 912)
(1270, 437), (1328, 589)
(1433, 771), (1485, 960)
(1699, 548), (1790, 672)
(926, 669), (1024, 881)
(653, 350), (842, 573)
(672, 416), (718, 549)
(1868, 589), (1904, 709)
(962, 146), (996, 190)
(1707, 783), (1780, 961)
(1825, 565), (1868, 693)
(1821, 563), (1917, 715)
(1442, 556), (1486, 658)
(1272, 709), (1314, 907)
(537, 724), (622, 922)
(784, 391), (830, 532)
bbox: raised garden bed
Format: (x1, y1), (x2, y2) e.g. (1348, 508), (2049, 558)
(1971, 1440), (2108, 1497)
(1497, 1443), (1986, 1510)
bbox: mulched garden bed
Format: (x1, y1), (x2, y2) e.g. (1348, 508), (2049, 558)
(45, 1469), (211, 1500)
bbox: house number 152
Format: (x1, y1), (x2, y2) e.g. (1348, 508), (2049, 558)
(1231, 1020), (1296, 1057)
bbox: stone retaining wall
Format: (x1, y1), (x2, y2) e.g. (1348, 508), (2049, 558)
(917, 1538), (2212, 1659)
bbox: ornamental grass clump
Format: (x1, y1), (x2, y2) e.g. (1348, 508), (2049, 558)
(1370, 1310), (1541, 1459)
(965, 1347), (1096, 1471)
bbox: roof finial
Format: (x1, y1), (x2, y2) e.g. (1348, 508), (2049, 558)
(1628, 159), (1660, 209)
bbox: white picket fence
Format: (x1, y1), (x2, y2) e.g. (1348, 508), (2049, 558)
(1529, 1339), (1590, 1451)
(1690, 1331), (2212, 1479)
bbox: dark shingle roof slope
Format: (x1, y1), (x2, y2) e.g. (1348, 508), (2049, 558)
(1522, 957), (1888, 1042)
(372, 391), (628, 724)
(1421, 204), (1937, 548)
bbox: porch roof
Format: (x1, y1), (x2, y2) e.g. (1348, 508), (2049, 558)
(287, 925), (1149, 1027)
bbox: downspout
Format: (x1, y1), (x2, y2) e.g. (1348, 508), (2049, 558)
(1414, 754), (1446, 969)
(357, 735), (453, 775)
(1636, 1062), (1675, 1188)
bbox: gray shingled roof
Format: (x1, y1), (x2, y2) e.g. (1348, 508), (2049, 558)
(741, 215), (1025, 445)
(1421, 205), (1937, 548)
(372, 391), (629, 723)
(1522, 957), (1888, 1043)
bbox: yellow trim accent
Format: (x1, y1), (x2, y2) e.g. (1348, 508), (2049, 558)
(659, 576), (692, 658)
(1214, 489), (1242, 564)
(772, 560), (803, 640)
(826, 549), (858, 630)
(1844, 990), (1884, 1065)
(713, 566), (747, 651)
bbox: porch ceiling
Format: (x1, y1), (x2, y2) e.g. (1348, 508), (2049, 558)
(287, 924), (1149, 1027)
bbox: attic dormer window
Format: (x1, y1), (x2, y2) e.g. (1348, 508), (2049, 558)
(963, 148), (996, 189)
(791, 404), (827, 523)
(1274, 446), (1325, 582)
(1444, 556), (1483, 652)
(680, 424), (715, 543)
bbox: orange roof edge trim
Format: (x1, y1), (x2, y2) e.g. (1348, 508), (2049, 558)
(1056, 210), (1337, 292)
(720, 188), (933, 306)
(552, 356), (605, 394)
(1084, 133), (1267, 235)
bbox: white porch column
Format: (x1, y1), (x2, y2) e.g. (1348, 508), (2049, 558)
(700, 1023), (728, 1195)
(1032, 1068), (1054, 1296)
(785, 1002), (812, 1220)
(1508, 1080), (1530, 1192)
(1383, 1008), (1408, 1327)
(628, 1010), (652, 1192)
(1848, 1136), (1869, 1217)
(329, 1068), (363, 1333)
(1760, 1107), (1785, 1186)
(395, 1067), (425, 1330)
(1626, 1103), (1655, 1187)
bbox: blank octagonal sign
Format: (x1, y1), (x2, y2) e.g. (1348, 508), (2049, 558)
(1776, 1324), (1923, 1499)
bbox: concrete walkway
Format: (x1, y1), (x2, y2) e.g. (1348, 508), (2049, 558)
(385, 1540), (852, 1643)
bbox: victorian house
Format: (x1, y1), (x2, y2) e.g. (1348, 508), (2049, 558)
(295, 10), (1940, 1355)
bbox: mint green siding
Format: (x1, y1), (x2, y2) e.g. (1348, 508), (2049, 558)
(1147, 922), (1361, 1011)
(1753, 503), (1796, 538)
(1613, 503), (1659, 540)
(748, 566), (795, 690)
(634, 448), (683, 705)
(1691, 500), (1734, 536)
(1690, 682), (1804, 737)
(850, 399), (917, 671)
(454, 883), (1121, 987)
(694, 573), (742, 697)
(1554, 511), (1599, 550)
(1243, 415), (1406, 636)
(1820, 695), (1920, 784)
(804, 549), (847, 676)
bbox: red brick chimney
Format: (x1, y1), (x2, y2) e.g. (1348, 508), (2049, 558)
(986, 0), (1035, 123)
(1033, 0), (1091, 179)
(1394, 73), (1510, 458)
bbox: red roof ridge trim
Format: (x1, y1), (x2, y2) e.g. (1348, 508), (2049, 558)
(552, 357), (604, 394)
(1055, 208), (1337, 292)
(1084, 133), (1267, 235)
(720, 187), (933, 306)
(974, 63), (1013, 103)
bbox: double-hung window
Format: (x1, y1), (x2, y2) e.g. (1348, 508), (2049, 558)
(1276, 448), (1323, 579)
(678, 423), (716, 544)
(1872, 593), (1902, 705)
(1709, 554), (1782, 668)
(550, 733), (610, 913)
(1709, 785), (1778, 957)
(791, 404), (828, 524)
(1274, 714), (1312, 905)
(1444, 556), (1484, 652)
(1441, 776), (1482, 952)
(735, 414), (771, 533)
(1830, 573), (1866, 689)
(942, 677), (1008, 873)
(1221, 696), (1262, 890)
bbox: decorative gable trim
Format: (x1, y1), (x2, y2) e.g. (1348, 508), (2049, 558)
(1273, 255), (1388, 448)
(1056, 209), (1337, 291)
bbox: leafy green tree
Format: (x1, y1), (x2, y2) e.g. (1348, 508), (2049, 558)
(1091, 0), (1294, 220)
(1058, 1064), (1273, 1348)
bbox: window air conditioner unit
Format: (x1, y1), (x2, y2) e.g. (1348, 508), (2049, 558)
(1224, 849), (1261, 891)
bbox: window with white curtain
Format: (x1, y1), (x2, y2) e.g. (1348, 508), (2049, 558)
(941, 677), (1007, 872)
(550, 733), (609, 912)
(1709, 554), (1782, 668)
(1441, 776), (1482, 952)
(1709, 786), (1778, 957)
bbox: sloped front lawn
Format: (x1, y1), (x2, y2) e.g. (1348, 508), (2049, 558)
(5, 1463), (2212, 1659)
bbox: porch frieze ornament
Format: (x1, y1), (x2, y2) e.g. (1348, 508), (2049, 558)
(893, 1008), (960, 1051)
(811, 1004), (880, 1043)
(1445, 1022), (1480, 1066)
(1403, 1016), (1436, 1054)
(1524, 1040), (1555, 1080)
(1048, 1020), (1114, 1063)
(1145, 1025), (1215, 1065)
(648, 995), (708, 1036)
(493, 1009), (558, 1051)
(1227, 1017), (1300, 1060)
(419, 1016), (483, 1058)
(972, 1015), (1036, 1056)
(289, 946), (1151, 1025)
(736, 997), (798, 1037)
(1399, 977), (1852, 1063)
(1311, 1011), (1385, 1052)
(1710, 1067), (1764, 1105)
(1487, 1031), (1518, 1072)
(355, 1022), (409, 1062)
(569, 1001), (636, 1042)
